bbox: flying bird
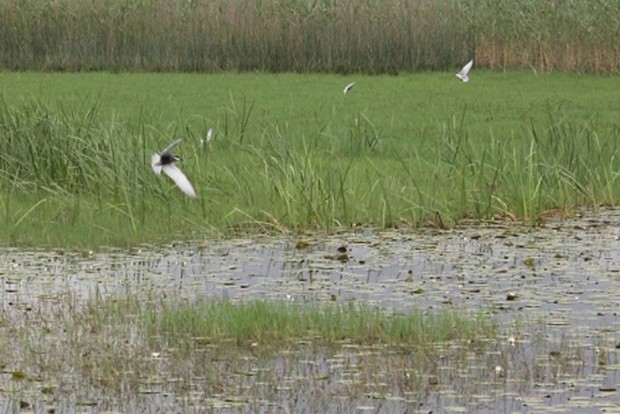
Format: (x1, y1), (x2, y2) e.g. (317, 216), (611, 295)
(151, 138), (197, 198)
(343, 82), (356, 94)
(456, 59), (474, 82)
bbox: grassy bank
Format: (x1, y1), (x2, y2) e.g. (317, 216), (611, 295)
(0, 0), (617, 73)
(0, 71), (618, 247)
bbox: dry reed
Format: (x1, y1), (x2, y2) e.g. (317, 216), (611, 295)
(0, 0), (616, 73)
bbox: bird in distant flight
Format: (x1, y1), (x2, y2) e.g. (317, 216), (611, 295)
(456, 59), (474, 82)
(343, 82), (356, 94)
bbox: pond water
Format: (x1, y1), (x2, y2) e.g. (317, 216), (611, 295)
(1, 209), (620, 413)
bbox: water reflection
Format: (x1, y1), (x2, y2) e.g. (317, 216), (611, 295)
(3, 212), (620, 329)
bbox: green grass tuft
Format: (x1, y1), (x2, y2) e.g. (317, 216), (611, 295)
(139, 299), (493, 354)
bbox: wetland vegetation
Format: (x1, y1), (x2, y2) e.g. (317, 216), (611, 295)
(0, 1), (619, 412)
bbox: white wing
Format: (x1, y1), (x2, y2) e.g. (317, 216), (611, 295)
(343, 82), (355, 94)
(162, 164), (197, 198)
(160, 137), (184, 155)
(206, 128), (214, 142)
(151, 153), (162, 175)
(456, 59), (473, 82)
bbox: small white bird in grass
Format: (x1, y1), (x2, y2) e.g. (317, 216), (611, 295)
(151, 138), (197, 198)
(456, 59), (474, 82)
(343, 82), (356, 94)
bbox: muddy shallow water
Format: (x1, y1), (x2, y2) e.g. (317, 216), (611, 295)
(2, 210), (620, 413)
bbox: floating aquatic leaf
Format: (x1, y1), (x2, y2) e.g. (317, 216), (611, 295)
(295, 240), (309, 249)
(11, 371), (28, 381)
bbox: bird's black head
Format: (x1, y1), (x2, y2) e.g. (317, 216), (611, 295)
(160, 153), (181, 165)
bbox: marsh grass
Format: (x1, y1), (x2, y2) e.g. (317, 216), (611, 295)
(139, 299), (493, 354)
(0, 72), (619, 247)
(0, 0), (617, 73)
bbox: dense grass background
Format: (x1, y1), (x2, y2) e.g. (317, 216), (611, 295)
(0, 0), (617, 73)
(0, 71), (618, 247)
